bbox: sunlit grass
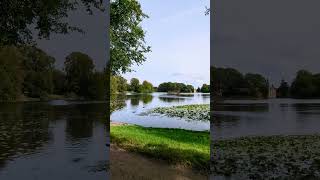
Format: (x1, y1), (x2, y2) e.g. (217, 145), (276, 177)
(110, 124), (210, 172)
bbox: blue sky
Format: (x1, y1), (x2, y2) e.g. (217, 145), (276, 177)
(122, 0), (210, 88)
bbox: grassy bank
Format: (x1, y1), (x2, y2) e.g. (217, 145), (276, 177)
(212, 135), (320, 179)
(148, 104), (210, 122)
(110, 124), (210, 172)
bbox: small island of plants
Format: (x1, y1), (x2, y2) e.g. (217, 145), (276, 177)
(148, 104), (210, 122)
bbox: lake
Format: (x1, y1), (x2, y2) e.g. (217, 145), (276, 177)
(0, 101), (108, 180)
(111, 92), (210, 131)
(212, 98), (320, 139)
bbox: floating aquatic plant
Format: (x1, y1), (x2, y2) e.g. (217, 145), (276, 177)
(146, 104), (210, 122)
(211, 135), (320, 179)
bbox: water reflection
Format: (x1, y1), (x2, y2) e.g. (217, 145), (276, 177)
(0, 101), (108, 180)
(110, 94), (126, 112)
(212, 99), (320, 139)
(111, 93), (210, 131)
(158, 97), (186, 103)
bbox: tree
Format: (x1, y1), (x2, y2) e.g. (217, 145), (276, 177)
(117, 76), (128, 93)
(140, 80), (154, 93)
(130, 78), (140, 92)
(314, 73), (320, 97)
(186, 85), (195, 93)
(157, 82), (194, 93)
(52, 69), (66, 95)
(64, 52), (95, 97)
(277, 80), (290, 98)
(0, 0), (104, 45)
(200, 84), (210, 93)
(21, 46), (55, 98)
(0, 46), (24, 100)
(244, 73), (269, 98)
(110, 75), (127, 94)
(88, 71), (106, 100)
(110, 75), (119, 94)
(211, 66), (269, 98)
(197, 87), (201, 92)
(211, 67), (247, 97)
(291, 70), (317, 98)
(110, 0), (151, 75)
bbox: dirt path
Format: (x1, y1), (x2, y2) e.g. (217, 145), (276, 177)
(110, 145), (207, 180)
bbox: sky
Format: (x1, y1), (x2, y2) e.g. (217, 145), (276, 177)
(36, 3), (108, 71)
(122, 0), (210, 88)
(213, 0), (320, 86)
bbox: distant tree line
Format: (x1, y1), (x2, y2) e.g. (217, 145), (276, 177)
(111, 76), (154, 94)
(211, 66), (320, 99)
(157, 82), (194, 93)
(211, 66), (269, 98)
(0, 45), (106, 101)
(111, 77), (207, 94)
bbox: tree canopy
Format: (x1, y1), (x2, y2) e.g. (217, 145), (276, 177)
(21, 46), (55, 98)
(157, 82), (194, 93)
(0, 46), (24, 100)
(200, 84), (210, 93)
(0, 46), (106, 101)
(110, 0), (151, 75)
(64, 52), (95, 98)
(291, 70), (320, 98)
(0, 0), (104, 45)
(211, 66), (268, 98)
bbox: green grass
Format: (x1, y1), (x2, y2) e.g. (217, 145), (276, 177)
(110, 124), (210, 172)
(148, 104), (210, 122)
(212, 135), (320, 179)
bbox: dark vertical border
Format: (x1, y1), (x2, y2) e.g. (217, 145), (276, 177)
(105, 0), (110, 178)
(210, 0), (215, 179)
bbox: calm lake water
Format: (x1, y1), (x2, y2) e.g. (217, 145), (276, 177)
(111, 93), (210, 131)
(0, 101), (108, 180)
(212, 98), (320, 139)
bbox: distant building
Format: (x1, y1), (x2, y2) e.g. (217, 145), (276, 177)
(268, 85), (277, 98)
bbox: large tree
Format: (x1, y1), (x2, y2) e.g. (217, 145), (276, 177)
(21, 46), (55, 98)
(0, 46), (24, 100)
(110, 75), (128, 94)
(244, 73), (269, 98)
(52, 69), (67, 95)
(140, 80), (154, 93)
(88, 71), (106, 100)
(130, 78), (140, 92)
(0, 0), (104, 45)
(110, 0), (151, 75)
(200, 84), (210, 93)
(64, 52), (95, 97)
(291, 70), (317, 98)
